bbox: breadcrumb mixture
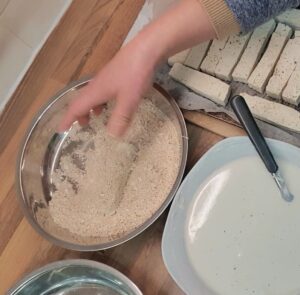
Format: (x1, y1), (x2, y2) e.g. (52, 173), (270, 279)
(48, 97), (181, 241)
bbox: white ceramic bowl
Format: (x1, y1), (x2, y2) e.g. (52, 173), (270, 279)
(162, 137), (300, 295)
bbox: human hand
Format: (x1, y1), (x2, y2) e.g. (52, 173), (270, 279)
(59, 0), (215, 137)
(59, 40), (156, 137)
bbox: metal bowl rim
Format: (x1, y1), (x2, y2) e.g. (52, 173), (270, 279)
(6, 258), (143, 295)
(16, 78), (188, 251)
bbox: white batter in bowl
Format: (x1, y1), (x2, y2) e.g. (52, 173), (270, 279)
(186, 156), (300, 295)
(162, 137), (300, 295)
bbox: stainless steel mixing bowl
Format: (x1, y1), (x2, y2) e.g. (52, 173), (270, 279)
(16, 78), (188, 251)
(7, 259), (142, 295)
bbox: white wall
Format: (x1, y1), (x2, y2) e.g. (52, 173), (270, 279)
(0, 0), (72, 112)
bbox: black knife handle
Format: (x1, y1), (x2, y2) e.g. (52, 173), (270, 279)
(230, 95), (278, 174)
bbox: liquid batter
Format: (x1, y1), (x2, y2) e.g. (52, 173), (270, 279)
(185, 156), (300, 295)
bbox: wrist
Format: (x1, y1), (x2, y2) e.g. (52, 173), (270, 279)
(129, 0), (217, 68)
(130, 27), (167, 70)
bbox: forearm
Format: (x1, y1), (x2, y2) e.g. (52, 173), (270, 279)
(132, 0), (300, 69)
(59, 0), (300, 136)
(128, 0), (216, 69)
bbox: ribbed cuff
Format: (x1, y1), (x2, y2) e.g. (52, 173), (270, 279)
(198, 0), (240, 38)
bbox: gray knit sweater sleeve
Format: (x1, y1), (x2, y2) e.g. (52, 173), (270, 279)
(224, 0), (300, 32)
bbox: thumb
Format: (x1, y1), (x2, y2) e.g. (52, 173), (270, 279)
(107, 93), (140, 137)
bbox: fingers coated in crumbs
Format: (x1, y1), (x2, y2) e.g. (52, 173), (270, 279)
(107, 94), (140, 137)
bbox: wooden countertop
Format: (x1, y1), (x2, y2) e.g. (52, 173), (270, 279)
(0, 1), (240, 293)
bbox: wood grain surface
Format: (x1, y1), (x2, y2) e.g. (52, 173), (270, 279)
(0, 1), (238, 294)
